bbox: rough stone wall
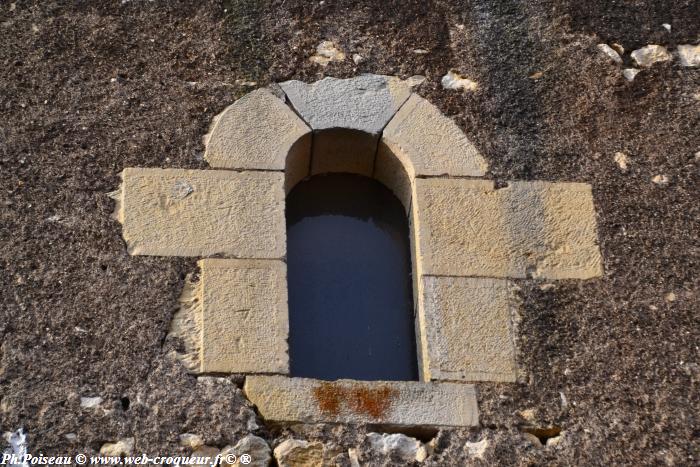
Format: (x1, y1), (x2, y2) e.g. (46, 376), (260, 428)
(0, 1), (697, 466)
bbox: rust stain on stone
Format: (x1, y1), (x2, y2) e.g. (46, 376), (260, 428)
(312, 382), (398, 418)
(348, 385), (397, 418)
(313, 382), (343, 415)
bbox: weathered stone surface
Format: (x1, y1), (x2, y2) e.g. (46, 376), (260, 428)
(204, 88), (311, 172)
(116, 168), (285, 258)
(278, 74), (414, 134)
(168, 274), (202, 373)
(631, 44), (671, 67)
(245, 376), (479, 427)
(597, 43), (622, 64)
(378, 94), (488, 178)
(221, 435), (272, 467)
(366, 433), (428, 462)
(199, 258), (288, 374)
(309, 40), (346, 66)
(419, 277), (517, 383)
(310, 128), (378, 177)
(441, 70), (479, 92)
(273, 439), (325, 467)
(100, 438), (134, 456)
(677, 44), (700, 67)
(414, 179), (603, 279)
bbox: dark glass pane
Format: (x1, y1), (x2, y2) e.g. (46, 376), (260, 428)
(286, 174), (418, 381)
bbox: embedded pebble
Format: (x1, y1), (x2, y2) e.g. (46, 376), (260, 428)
(651, 174), (669, 186)
(274, 439), (324, 467)
(597, 44), (622, 64)
(677, 44), (700, 67)
(614, 152), (630, 172)
(179, 433), (204, 449)
(464, 438), (489, 459)
(441, 70), (478, 92)
(80, 396), (103, 409)
(631, 45), (671, 67)
(100, 438), (134, 456)
(309, 40), (345, 66)
(623, 68), (641, 81)
(366, 433), (428, 462)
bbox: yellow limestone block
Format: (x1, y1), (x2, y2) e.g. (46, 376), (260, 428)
(377, 93), (488, 179)
(413, 179), (603, 279)
(204, 88), (312, 173)
(244, 376), (478, 428)
(199, 259), (289, 374)
(419, 276), (517, 383)
(116, 168), (285, 258)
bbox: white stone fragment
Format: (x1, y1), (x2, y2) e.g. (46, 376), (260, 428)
(221, 435), (271, 467)
(366, 433), (428, 462)
(309, 40), (346, 66)
(614, 152), (630, 172)
(631, 45), (671, 67)
(441, 70), (478, 92)
(597, 44), (622, 64)
(179, 433), (204, 449)
(100, 438), (135, 456)
(652, 174), (669, 186)
(662, 23), (671, 31)
(677, 44), (700, 67)
(274, 439), (324, 467)
(80, 396), (103, 409)
(622, 68), (641, 81)
(464, 438), (489, 459)
(352, 53), (364, 64)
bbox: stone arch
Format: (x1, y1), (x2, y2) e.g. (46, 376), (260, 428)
(115, 74), (603, 428)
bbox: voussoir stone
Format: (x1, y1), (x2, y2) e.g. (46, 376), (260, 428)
(278, 74), (414, 134)
(244, 376), (479, 428)
(413, 179), (603, 279)
(204, 88), (311, 172)
(115, 168), (285, 258)
(198, 258), (289, 374)
(419, 277), (517, 383)
(376, 93), (488, 187)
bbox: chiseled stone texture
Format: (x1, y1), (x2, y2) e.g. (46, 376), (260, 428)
(199, 258), (289, 374)
(204, 88), (311, 172)
(419, 276), (517, 383)
(378, 93), (488, 178)
(244, 376), (479, 427)
(116, 168), (285, 258)
(414, 178), (603, 279)
(310, 128), (378, 177)
(278, 74), (414, 134)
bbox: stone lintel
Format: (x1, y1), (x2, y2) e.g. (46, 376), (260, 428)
(204, 88), (311, 173)
(419, 276), (517, 383)
(200, 259), (289, 374)
(379, 94), (488, 178)
(414, 178), (603, 279)
(244, 376), (479, 428)
(116, 168), (286, 258)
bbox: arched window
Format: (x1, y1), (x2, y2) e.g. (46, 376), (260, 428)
(286, 173), (418, 381)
